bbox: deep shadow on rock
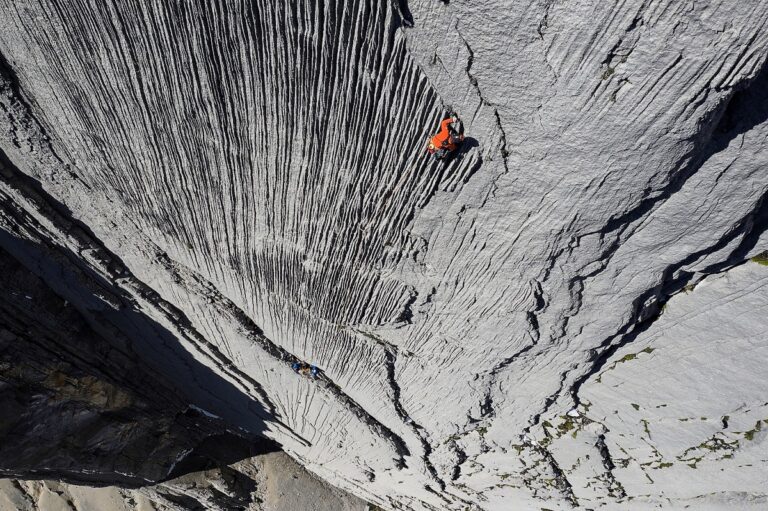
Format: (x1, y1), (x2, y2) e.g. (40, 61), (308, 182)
(454, 136), (480, 161)
(0, 148), (279, 487)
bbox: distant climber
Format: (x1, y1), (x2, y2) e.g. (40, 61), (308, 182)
(427, 112), (464, 160)
(292, 361), (319, 378)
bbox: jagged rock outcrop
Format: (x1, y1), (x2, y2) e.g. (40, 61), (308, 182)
(0, 452), (367, 511)
(0, 0), (766, 509)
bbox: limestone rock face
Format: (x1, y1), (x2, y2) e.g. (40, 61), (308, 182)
(0, 452), (368, 511)
(551, 261), (768, 510)
(0, 0), (766, 509)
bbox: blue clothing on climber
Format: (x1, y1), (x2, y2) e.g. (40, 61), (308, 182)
(293, 361), (320, 379)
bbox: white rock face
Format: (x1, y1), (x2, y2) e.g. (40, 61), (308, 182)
(0, 1), (766, 509)
(550, 261), (768, 510)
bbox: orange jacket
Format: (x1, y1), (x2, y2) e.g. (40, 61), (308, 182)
(429, 118), (458, 152)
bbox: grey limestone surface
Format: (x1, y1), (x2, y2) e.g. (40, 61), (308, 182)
(0, 0), (766, 509)
(0, 452), (368, 511)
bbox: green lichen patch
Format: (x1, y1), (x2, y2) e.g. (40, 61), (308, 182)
(443, 433), (463, 445)
(596, 346), (656, 380)
(744, 420), (762, 441)
(557, 416), (576, 434)
(751, 251), (768, 266)
(678, 434), (740, 465)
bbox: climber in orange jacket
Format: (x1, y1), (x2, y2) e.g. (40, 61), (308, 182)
(427, 113), (464, 160)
